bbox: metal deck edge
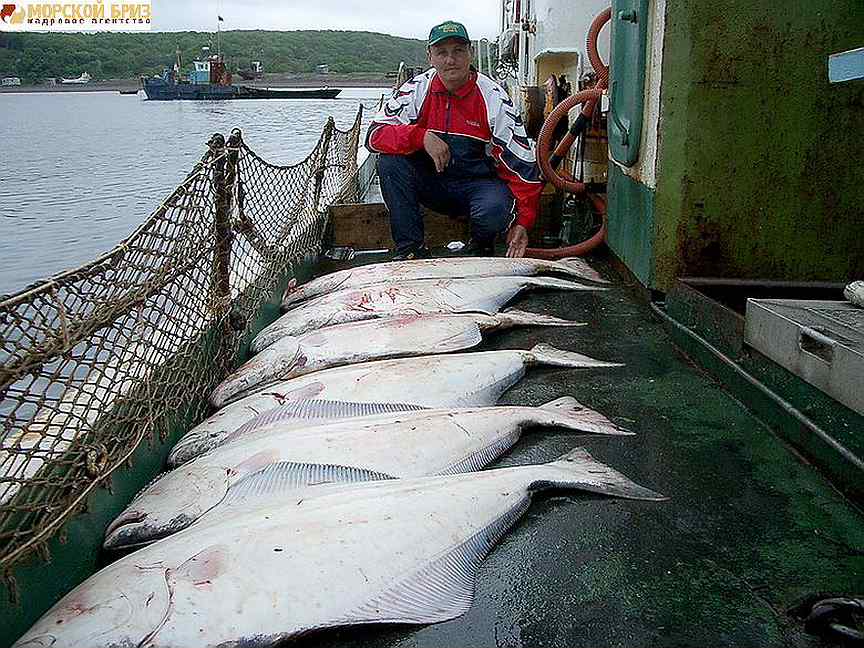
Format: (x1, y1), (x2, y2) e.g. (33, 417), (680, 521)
(654, 301), (864, 505)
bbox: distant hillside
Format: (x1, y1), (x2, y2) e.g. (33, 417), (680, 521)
(0, 30), (429, 82)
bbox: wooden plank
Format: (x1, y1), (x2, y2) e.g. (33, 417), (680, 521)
(328, 203), (469, 250)
(327, 191), (560, 251)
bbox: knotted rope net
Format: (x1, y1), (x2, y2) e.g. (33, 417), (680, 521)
(0, 106), (363, 579)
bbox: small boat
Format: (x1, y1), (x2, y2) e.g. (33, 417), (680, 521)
(60, 72), (91, 85)
(236, 60), (264, 80)
(118, 89), (139, 95)
(142, 47), (341, 101)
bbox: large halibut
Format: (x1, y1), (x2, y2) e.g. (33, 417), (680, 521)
(255, 275), (602, 345)
(281, 256), (608, 308)
(17, 449), (664, 648)
(169, 344), (623, 466)
(104, 397), (631, 549)
(213, 309), (584, 406)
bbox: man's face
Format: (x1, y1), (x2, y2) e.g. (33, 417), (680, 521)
(428, 38), (473, 88)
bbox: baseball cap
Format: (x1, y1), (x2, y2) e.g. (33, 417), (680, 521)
(428, 21), (471, 47)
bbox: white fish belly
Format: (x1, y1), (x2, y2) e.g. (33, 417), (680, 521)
(23, 477), (533, 647)
(188, 352), (527, 443)
(282, 258), (554, 306)
(217, 408), (524, 481)
(295, 315), (484, 371)
(269, 278), (525, 338)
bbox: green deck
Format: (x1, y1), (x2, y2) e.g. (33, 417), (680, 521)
(4, 251), (863, 647)
(296, 251), (863, 648)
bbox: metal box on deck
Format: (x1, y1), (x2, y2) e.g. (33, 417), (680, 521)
(744, 299), (864, 415)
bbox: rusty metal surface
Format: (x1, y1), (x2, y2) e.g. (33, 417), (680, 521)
(634, 1), (864, 290)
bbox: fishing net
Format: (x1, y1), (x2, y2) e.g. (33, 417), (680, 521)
(0, 106), (364, 578)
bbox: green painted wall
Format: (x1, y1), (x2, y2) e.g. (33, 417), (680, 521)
(614, 0), (864, 291)
(607, 165), (656, 286)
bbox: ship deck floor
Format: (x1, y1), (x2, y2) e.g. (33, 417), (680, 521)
(295, 250), (864, 648)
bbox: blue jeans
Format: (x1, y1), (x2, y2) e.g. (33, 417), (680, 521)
(377, 153), (516, 254)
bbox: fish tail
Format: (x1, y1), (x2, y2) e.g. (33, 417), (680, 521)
(550, 257), (609, 284)
(497, 308), (587, 329)
(529, 344), (624, 369)
(538, 397), (633, 435)
(538, 447), (666, 501)
(523, 276), (606, 292)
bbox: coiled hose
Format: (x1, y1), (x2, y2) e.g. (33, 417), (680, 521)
(526, 6), (611, 259)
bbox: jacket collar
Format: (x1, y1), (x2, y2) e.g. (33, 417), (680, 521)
(430, 70), (477, 97)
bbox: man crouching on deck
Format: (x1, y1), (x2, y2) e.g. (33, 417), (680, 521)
(366, 20), (543, 260)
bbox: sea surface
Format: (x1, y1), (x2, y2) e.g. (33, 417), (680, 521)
(0, 87), (389, 296)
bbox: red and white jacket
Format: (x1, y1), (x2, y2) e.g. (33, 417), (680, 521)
(366, 69), (543, 230)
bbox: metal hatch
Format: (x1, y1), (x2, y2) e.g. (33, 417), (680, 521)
(745, 299), (864, 415)
(608, 0), (649, 166)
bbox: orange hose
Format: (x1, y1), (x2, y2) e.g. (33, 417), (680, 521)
(587, 7), (611, 88)
(529, 6), (611, 259)
(526, 194), (607, 259)
(537, 89), (602, 194)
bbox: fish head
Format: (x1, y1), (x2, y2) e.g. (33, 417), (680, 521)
(167, 429), (226, 466)
(13, 559), (167, 648)
(103, 464), (231, 550)
(210, 337), (304, 408)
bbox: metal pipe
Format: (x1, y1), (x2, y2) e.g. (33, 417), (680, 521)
(649, 300), (864, 476)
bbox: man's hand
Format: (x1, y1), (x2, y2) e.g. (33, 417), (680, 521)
(423, 131), (451, 173)
(506, 224), (529, 258)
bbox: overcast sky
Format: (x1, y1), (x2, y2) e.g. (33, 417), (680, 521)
(150, 0), (502, 41)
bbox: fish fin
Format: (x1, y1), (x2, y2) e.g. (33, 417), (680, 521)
(537, 447), (667, 501)
(342, 497), (531, 625)
(497, 308), (586, 329)
(437, 432), (521, 475)
(529, 344), (624, 369)
(224, 400), (428, 444)
(522, 276), (606, 292)
(222, 461), (395, 507)
(432, 322), (484, 353)
(552, 257), (609, 284)
(539, 396), (583, 410)
(538, 397), (632, 435)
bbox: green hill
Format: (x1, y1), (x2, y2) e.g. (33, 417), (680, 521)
(0, 30), (429, 82)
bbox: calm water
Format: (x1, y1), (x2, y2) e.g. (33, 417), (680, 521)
(0, 88), (388, 296)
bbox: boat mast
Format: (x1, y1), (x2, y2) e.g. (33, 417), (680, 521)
(216, 0), (223, 60)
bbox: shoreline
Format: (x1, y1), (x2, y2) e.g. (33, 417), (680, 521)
(0, 72), (394, 94)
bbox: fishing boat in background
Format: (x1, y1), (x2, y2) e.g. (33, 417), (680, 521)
(142, 47), (341, 100)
